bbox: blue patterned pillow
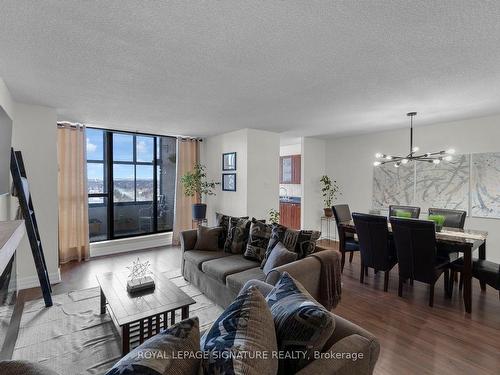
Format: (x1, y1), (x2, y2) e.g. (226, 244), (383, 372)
(201, 287), (278, 374)
(105, 317), (200, 375)
(266, 273), (335, 374)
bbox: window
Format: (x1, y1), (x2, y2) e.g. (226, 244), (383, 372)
(86, 128), (176, 242)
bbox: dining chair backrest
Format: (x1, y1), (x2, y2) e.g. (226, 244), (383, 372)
(352, 213), (394, 271)
(332, 204), (352, 224)
(332, 204), (354, 238)
(389, 217), (439, 284)
(428, 208), (466, 229)
(389, 205), (421, 218)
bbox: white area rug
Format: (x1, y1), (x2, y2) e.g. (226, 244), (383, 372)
(12, 270), (223, 375)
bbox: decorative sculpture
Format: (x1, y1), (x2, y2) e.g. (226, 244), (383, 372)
(126, 257), (155, 293)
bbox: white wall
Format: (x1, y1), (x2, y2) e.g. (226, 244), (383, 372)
(0, 79), (14, 221)
(12, 103), (59, 287)
(326, 114), (500, 263)
(203, 128), (279, 224)
(246, 129), (280, 219)
(301, 137), (326, 231)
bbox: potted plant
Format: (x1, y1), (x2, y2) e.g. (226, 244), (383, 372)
(180, 164), (219, 220)
(320, 175), (340, 217)
(428, 214), (446, 232)
(268, 208), (280, 224)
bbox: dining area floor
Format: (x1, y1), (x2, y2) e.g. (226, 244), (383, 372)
(318, 240), (500, 375)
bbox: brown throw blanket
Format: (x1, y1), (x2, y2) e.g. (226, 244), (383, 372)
(311, 250), (342, 310)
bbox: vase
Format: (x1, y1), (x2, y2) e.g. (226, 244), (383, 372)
(324, 208), (333, 217)
(192, 203), (207, 220)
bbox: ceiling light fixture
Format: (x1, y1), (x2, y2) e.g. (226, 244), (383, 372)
(374, 112), (456, 167)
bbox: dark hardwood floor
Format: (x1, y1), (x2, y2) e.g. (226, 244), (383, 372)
(4, 243), (500, 374)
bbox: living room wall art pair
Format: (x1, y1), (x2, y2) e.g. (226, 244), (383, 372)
(372, 152), (500, 219)
(222, 152), (236, 191)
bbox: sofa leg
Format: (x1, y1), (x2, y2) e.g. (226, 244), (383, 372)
(429, 283), (435, 307)
(384, 271), (389, 292)
(398, 277), (404, 297)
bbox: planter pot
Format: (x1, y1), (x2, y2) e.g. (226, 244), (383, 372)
(324, 208), (333, 217)
(192, 203), (207, 220)
(435, 225), (442, 232)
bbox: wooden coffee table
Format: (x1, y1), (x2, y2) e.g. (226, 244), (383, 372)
(97, 271), (195, 355)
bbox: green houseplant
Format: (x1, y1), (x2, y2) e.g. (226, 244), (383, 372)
(180, 164), (219, 220)
(268, 208), (280, 224)
(428, 214), (446, 232)
(320, 175), (340, 217)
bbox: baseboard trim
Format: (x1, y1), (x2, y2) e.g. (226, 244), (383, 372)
(17, 268), (61, 290)
(90, 232), (172, 258)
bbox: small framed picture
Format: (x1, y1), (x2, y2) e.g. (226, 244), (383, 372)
(222, 173), (237, 191)
(222, 152), (237, 171)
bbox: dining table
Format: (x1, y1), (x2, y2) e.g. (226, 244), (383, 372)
(337, 219), (488, 313)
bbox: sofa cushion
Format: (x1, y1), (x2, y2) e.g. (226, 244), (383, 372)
(105, 317), (200, 375)
(201, 255), (260, 282)
(184, 250), (231, 270)
(226, 267), (266, 295)
(216, 213), (249, 249)
(224, 217), (252, 254)
(266, 272), (335, 374)
(194, 226), (223, 251)
(0, 361), (59, 375)
(244, 219), (273, 261)
(263, 241), (298, 275)
(201, 287), (278, 375)
(261, 224), (300, 268)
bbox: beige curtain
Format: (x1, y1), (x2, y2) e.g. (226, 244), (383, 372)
(172, 138), (200, 245)
(57, 123), (90, 263)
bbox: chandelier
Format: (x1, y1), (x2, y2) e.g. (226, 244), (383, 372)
(373, 112), (455, 168)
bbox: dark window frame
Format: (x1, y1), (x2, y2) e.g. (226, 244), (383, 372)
(86, 127), (174, 242)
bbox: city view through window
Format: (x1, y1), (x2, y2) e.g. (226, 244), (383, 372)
(86, 128), (176, 242)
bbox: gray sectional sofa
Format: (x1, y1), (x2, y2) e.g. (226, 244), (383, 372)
(181, 228), (331, 308)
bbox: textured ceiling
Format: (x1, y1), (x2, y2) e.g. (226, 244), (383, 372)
(1, 1), (500, 137)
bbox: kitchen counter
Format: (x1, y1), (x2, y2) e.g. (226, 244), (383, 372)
(279, 196), (301, 204)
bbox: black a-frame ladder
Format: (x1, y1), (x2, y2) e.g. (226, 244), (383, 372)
(10, 148), (53, 307)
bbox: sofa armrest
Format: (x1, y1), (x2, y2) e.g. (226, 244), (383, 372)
(239, 279), (274, 297)
(180, 229), (197, 252)
(296, 334), (378, 375)
(265, 253), (326, 303)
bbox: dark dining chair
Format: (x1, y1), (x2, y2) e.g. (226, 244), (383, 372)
(428, 208), (466, 229)
(352, 213), (397, 291)
(388, 205), (421, 218)
(389, 217), (451, 307)
(332, 204), (359, 272)
(450, 258), (500, 299)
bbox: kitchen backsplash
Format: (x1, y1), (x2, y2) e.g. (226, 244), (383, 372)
(279, 183), (302, 198)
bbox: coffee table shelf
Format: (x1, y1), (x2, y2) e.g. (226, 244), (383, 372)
(97, 271), (195, 355)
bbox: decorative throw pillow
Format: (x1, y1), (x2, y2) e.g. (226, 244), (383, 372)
(266, 273), (335, 374)
(201, 286), (278, 375)
(224, 217), (252, 254)
(216, 213), (249, 249)
(194, 226), (223, 251)
(244, 219), (272, 261)
(262, 241), (298, 275)
(261, 224), (299, 268)
(295, 230), (321, 259)
(105, 317), (200, 375)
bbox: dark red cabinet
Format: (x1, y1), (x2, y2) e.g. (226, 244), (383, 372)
(279, 202), (301, 229)
(279, 155), (301, 184)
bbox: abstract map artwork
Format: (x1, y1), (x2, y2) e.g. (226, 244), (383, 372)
(372, 162), (414, 209)
(415, 154), (469, 211)
(471, 152), (500, 218)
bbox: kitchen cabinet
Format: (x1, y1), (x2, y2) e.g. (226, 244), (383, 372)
(280, 202), (301, 229)
(279, 154), (301, 184)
